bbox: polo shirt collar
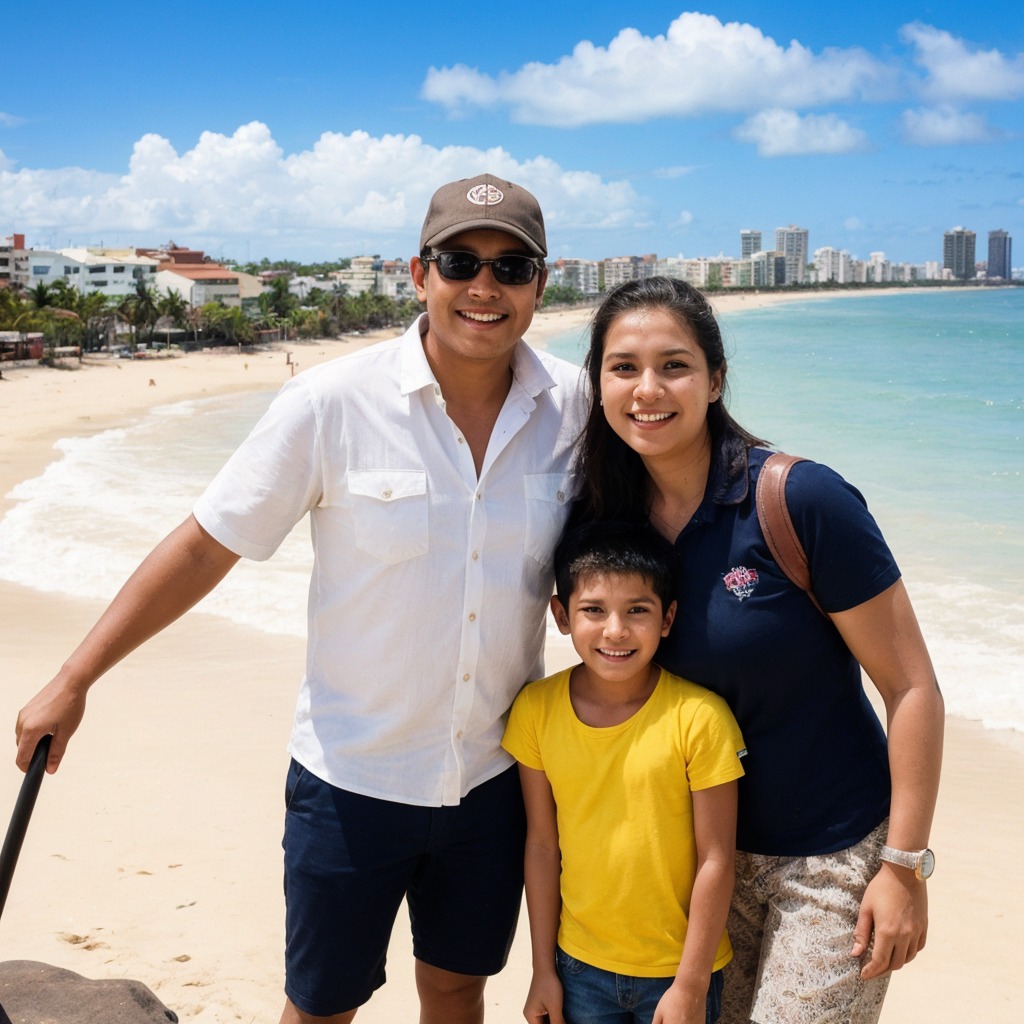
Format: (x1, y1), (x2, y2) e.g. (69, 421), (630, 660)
(689, 435), (751, 529)
(399, 313), (557, 400)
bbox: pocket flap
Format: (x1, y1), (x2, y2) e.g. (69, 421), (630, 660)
(348, 469), (427, 502)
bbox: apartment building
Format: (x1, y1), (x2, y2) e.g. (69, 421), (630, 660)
(987, 230), (1012, 280)
(774, 226), (809, 284)
(552, 258), (600, 295)
(943, 227), (976, 280)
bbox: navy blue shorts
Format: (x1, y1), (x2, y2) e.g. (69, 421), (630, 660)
(282, 761), (526, 1016)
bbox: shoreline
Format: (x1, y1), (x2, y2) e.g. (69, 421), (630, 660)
(1, 294), (1022, 1020)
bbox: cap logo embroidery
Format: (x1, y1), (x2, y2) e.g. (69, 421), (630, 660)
(723, 566), (759, 601)
(466, 183), (504, 206)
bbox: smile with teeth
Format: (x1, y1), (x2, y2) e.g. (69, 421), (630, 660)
(598, 648), (635, 658)
(460, 311), (506, 322)
(631, 411), (673, 422)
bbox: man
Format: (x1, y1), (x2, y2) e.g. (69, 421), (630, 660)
(15, 174), (584, 1024)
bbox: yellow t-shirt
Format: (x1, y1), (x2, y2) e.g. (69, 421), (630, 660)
(503, 666), (745, 977)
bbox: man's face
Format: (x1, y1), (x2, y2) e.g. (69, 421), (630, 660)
(411, 228), (547, 375)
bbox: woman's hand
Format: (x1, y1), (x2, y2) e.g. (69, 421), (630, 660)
(852, 862), (929, 979)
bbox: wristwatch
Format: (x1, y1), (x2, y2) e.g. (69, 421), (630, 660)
(880, 845), (935, 880)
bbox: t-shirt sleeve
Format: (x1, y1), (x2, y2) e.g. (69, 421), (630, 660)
(502, 686), (544, 771)
(784, 460), (901, 613)
(685, 691), (747, 792)
(193, 375), (325, 561)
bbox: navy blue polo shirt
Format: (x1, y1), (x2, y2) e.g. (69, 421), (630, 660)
(656, 444), (900, 856)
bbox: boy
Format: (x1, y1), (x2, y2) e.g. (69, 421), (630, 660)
(502, 525), (746, 1024)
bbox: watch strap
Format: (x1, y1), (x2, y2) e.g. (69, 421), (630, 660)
(880, 845), (917, 870)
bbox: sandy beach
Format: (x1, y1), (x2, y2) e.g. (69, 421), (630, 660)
(1, 295), (1021, 1021)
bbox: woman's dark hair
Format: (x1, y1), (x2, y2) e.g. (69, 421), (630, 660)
(574, 276), (766, 521)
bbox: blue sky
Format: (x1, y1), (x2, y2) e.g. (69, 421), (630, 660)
(2, 2), (1021, 265)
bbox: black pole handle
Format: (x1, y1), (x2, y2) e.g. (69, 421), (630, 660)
(0, 734), (52, 921)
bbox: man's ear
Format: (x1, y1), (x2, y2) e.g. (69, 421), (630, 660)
(550, 595), (571, 635)
(534, 267), (548, 310)
(411, 256), (428, 302)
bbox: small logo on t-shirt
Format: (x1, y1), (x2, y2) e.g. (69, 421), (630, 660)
(723, 566), (759, 601)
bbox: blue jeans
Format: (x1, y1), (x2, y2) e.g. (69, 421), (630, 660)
(556, 948), (724, 1024)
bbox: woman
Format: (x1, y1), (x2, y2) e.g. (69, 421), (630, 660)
(570, 277), (943, 1024)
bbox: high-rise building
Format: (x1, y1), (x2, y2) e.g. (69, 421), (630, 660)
(740, 230), (762, 258)
(774, 225), (809, 284)
(943, 227), (976, 280)
(813, 246), (854, 283)
(987, 230), (1012, 280)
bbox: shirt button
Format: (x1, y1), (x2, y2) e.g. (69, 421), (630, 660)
(556, 490), (565, 502)
(472, 551), (479, 560)
(462, 673), (471, 682)
(456, 730), (464, 739)
(468, 613), (476, 622)
(381, 489), (392, 499)
(457, 436), (465, 444)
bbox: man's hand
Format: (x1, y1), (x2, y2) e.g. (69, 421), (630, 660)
(15, 676), (87, 773)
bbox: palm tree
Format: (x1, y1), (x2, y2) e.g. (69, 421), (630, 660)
(132, 279), (160, 343)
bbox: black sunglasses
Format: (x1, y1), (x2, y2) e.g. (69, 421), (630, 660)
(422, 250), (545, 286)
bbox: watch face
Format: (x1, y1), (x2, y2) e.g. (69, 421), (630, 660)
(919, 848), (935, 879)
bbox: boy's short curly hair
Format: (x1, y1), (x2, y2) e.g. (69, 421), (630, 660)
(553, 522), (676, 610)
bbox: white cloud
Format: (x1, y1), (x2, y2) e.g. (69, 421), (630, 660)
(733, 109), (869, 156)
(901, 22), (1024, 102)
(0, 123), (640, 257)
(675, 211), (695, 227)
(844, 217), (865, 231)
(422, 12), (892, 126)
(0, 111), (25, 128)
(900, 105), (1001, 146)
(653, 165), (698, 180)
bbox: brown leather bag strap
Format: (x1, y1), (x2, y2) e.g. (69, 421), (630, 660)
(756, 452), (824, 615)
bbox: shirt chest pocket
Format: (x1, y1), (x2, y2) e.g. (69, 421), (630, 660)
(348, 470), (429, 564)
(524, 473), (573, 568)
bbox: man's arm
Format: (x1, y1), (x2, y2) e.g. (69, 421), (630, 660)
(830, 578), (944, 979)
(518, 762), (566, 1024)
(654, 780), (738, 1024)
(16, 514), (240, 773)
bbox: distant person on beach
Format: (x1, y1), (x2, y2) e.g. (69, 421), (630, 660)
(568, 276), (944, 1024)
(15, 174), (584, 1024)
(503, 524), (746, 1024)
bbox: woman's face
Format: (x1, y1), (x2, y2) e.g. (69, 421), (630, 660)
(598, 306), (722, 468)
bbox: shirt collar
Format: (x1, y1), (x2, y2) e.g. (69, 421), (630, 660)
(399, 313), (558, 400)
(691, 434), (752, 526)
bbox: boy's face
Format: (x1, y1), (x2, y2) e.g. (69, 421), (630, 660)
(551, 571), (676, 689)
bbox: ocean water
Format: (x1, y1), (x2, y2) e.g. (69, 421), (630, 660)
(1, 288), (1021, 733)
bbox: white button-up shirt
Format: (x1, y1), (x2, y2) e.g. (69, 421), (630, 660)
(194, 315), (585, 805)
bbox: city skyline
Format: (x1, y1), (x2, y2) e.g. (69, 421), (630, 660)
(1, 2), (1021, 265)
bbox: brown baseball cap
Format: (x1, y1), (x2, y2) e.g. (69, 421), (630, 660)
(420, 173), (547, 257)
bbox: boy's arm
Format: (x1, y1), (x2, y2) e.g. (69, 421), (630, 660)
(518, 762), (566, 1024)
(654, 779), (738, 1024)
